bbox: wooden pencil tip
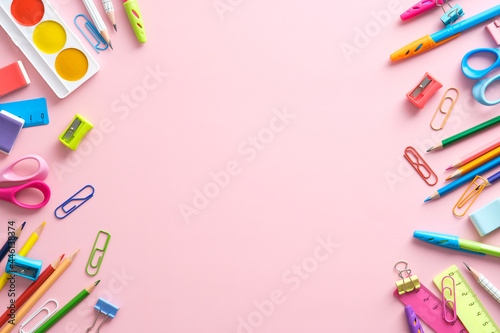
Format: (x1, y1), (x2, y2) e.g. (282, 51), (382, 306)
(427, 147), (434, 152)
(424, 197), (431, 202)
(445, 165), (452, 171)
(59, 254), (65, 260)
(445, 175), (452, 181)
(21, 222), (26, 229)
(68, 248), (80, 261)
(463, 262), (471, 271)
(35, 221), (46, 235)
(95, 280), (100, 286)
(113, 24), (117, 32)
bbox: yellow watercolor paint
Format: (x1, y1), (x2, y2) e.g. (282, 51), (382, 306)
(55, 48), (88, 81)
(33, 20), (66, 54)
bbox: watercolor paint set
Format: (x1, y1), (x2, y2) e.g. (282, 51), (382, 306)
(0, 0), (99, 98)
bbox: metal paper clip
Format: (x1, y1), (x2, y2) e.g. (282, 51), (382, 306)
(394, 260), (421, 295)
(75, 14), (109, 53)
(431, 88), (459, 130)
(86, 298), (119, 332)
(55, 185), (95, 219)
(19, 299), (58, 333)
(404, 146), (438, 186)
(86, 230), (111, 276)
(453, 175), (487, 217)
(441, 275), (457, 323)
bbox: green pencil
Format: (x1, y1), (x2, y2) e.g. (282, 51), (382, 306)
(428, 115), (500, 152)
(33, 280), (99, 333)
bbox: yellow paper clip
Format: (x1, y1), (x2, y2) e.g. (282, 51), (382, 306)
(453, 175), (487, 217)
(430, 88), (459, 130)
(394, 260), (421, 295)
(441, 275), (457, 323)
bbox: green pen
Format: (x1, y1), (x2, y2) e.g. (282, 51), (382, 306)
(123, 0), (146, 43)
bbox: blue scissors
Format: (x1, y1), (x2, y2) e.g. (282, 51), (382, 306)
(462, 48), (500, 106)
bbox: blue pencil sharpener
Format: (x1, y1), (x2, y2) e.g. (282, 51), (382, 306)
(5, 253), (42, 280)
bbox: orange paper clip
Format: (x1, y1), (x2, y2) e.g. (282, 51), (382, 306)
(431, 88), (459, 130)
(404, 146), (438, 186)
(453, 175), (487, 217)
(441, 275), (457, 323)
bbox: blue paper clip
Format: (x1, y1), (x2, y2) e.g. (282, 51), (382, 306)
(74, 14), (109, 53)
(55, 185), (95, 219)
(87, 298), (119, 332)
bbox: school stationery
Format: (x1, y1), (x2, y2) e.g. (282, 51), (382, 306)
(0, 221), (24, 263)
(404, 305), (424, 333)
(0, 248), (79, 333)
(55, 185), (94, 219)
(430, 87), (458, 130)
(406, 73), (442, 108)
(440, 275), (457, 323)
(0, 61), (30, 96)
(0, 222), (45, 291)
(86, 230), (110, 276)
(400, 0), (444, 21)
(462, 48), (500, 106)
(82, 0), (112, 48)
(394, 261), (421, 295)
(0, 0), (99, 98)
(0, 254), (62, 327)
(464, 263), (500, 304)
(0, 111), (24, 154)
(0, 155), (50, 209)
(86, 298), (119, 332)
(391, 5), (500, 61)
(425, 156), (500, 201)
(33, 280), (99, 333)
(75, 14), (109, 53)
(439, 4), (464, 27)
(124, 0), (146, 43)
(447, 137), (500, 170)
(0, 98), (48, 128)
(447, 146), (500, 180)
(434, 265), (500, 332)
(428, 115), (500, 152)
(19, 299), (58, 333)
(413, 230), (500, 258)
(486, 20), (500, 44)
(404, 147), (438, 186)
(470, 197), (500, 236)
(453, 175), (488, 217)
(102, 0), (116, 31)
(5, 253), (42, 280)
(59, 114), (93, 150)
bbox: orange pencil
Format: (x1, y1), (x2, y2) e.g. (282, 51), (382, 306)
(447, 145), (500, 180)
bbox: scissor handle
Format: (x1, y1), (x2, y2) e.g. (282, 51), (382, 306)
(0, 155), (49, 183)
(0, 180), (51, 209)
(462, 48), (500, 80)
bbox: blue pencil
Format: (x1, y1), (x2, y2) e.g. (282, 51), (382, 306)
(0, 222), (25, 262)
(425, 156), (500, 201)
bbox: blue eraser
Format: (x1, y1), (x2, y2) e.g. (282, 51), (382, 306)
(0, 110), (24, 154)
(470, 198), (500, 236)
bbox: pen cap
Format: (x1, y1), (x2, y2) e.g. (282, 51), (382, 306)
(124, 0), (146, 43)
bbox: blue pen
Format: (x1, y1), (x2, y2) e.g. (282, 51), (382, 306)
(413, 231), (500, 257)
(391, 5), (500, 61)
(425, 155), (500, 201)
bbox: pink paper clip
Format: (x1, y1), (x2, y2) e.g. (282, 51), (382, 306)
(486, 20), (500, 45)
(404, 146), (438, 186)
(401, 0), (445, 21)
(441, 275), (457, 323)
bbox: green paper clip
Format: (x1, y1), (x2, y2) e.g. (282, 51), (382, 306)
(59, 114), (93, 150)
(86, 230), (111, 276)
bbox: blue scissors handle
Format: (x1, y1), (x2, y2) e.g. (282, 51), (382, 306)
(462, 48), (500, 79)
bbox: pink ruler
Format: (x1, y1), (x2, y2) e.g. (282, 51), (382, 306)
(394, 285), (468, 333)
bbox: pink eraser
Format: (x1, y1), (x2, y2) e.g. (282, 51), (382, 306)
(0, 61), (30, 97)
(486, 20), (500, 45)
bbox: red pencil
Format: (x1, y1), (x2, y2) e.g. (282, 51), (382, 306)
(0, 254), (63, 327)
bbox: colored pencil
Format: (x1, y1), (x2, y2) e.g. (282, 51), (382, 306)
(447, 146), (500, 180)
(464, 263), (500, 303)
(447, 136), (500, 170)
(0, 254), (63, 327)
(0, 222), (45, 291)
(102, 0), (117, 31)
(425, 156), (500, 201)
(82, 0), (113, 48)
(33, 280), (99, 333)
(427, 115), (500, 152)
(0, 248), (79, 333)
(0, 222), (25, 263)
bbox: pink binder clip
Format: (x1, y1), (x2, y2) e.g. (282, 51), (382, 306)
(401, 0), (444, 21)
(486, 20), (500, 45)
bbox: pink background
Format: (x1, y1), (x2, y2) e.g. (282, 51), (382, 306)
(1, 0), (500, 331)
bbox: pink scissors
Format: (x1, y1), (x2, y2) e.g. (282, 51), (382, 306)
(0, 155), (51, 209)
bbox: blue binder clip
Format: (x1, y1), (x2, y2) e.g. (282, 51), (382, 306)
(6, 254), (42, 281)
(87, 298), (119, 332)
(74, 14), (109, 53)
(440, 4), (464, 27)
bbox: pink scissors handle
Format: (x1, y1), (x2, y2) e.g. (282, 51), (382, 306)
(0, 155), (49, 183)
(0, 180), (51, 209)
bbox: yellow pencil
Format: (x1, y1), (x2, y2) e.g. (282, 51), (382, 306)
(447, 146), (500, 180)
(0, 248), (79, 333)
(0, 222), (45, 291)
